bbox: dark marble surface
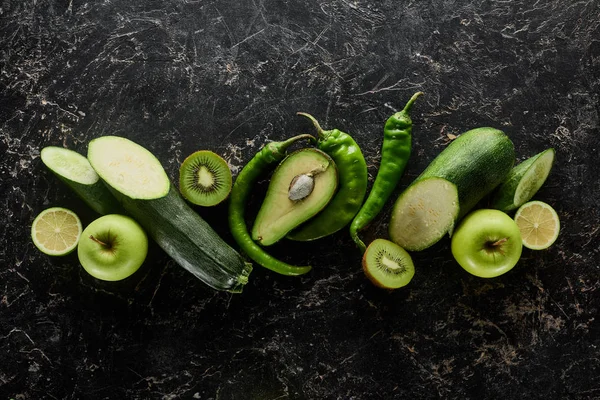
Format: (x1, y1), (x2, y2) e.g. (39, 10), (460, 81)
(1, 0), (599, 399)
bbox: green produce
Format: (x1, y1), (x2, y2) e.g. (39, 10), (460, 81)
(390, 127), (515, 251)
(78, 214), (148, 281)
(252, 148), (338, 246)
(40, 146), (121, 215)
(362, 238), (415, 289)
(179, 150), (232, 207)
(287, 113), (368, 241)
(31, 207), (82, 256)
(451, 209), (523, 278)
(228, 134), (315, 276)
(350, 92), (423, 252)
(87, 136), (252, 293)
(514, 200), (560, 250)
(491, 148), (555, 212)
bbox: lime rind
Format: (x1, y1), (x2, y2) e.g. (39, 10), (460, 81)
(514, 200), (560, 250)
(513, 149), (555, 206)
(31, 207), (82, 256)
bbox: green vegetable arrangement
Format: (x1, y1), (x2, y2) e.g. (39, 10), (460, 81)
(87, 136), (253, 292)
(286, 113), (368, 242)
(33, 90), (559, 292)
(349, 92), (422, 252)
(228, 134), (316, 276)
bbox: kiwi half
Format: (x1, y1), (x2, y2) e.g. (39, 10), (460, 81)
(179, 150), (232, 206)
(362, 239), (415, 289)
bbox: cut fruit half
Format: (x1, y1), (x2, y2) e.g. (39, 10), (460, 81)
(252, 148), (338, 246)
(87, 136), (170, 200)
(31, 207), (82, 256)
(514, 201), (560, 250)
(179, 150), (232, 207)
(362, 239), (415, 289)
(389, 177), (459, 251)
(491, 148), (555, 212)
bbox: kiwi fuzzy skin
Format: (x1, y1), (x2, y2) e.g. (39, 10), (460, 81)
(362, 252), (394, 289)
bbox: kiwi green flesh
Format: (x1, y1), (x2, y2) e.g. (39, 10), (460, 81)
(389, 177), (459, 252)
(362, 239), (415, 289)
(252, 148), (338, 246)
(179, 150), (232, 206)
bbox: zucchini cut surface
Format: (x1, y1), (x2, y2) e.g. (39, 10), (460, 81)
(41, 146), (99, 184)
(389, 177), (459, 251)
(88, 136), (170, 200)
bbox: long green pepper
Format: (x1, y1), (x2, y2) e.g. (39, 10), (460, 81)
(350, 92), (423, 252)
(287, 113), (368, 241)
(228, 134), (315, 276)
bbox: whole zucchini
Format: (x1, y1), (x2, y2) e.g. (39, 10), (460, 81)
(389, 127), (515, 251)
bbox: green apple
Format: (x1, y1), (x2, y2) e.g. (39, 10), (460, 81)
(451, 209), (522, 278)
(77, 214), (148, 281)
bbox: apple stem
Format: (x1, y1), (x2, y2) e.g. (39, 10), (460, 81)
(89, 235), (109, 247)
(491, 238), (509, 247)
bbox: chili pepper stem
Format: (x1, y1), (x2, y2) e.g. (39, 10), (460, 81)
(297, 112), (326, 139)
(351, 231), (367, 253)
(402, 91), (424, 113)
(277, 133), (316, 149)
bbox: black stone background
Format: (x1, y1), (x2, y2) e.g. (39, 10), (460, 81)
(1, 1), (599, 399)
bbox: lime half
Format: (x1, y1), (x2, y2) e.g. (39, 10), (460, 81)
(31, 207), (82, 256)
(514, 201), (560, 250)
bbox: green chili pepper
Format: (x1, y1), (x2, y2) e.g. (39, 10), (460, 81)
(349, 92), (423, 252)
(287, 113), (368, 241)
(228, 134), (315, 276)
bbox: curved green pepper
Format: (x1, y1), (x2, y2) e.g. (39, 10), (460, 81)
(349, 92), (423, 252)
(287, 113), (368, 241)
(228, 134), (315, 276)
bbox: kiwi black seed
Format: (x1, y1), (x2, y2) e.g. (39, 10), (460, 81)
(179, 150), (232, 207)
(362, 238), (415, 289)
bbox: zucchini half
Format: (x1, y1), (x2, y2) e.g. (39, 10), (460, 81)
(389, 127), (515, 251)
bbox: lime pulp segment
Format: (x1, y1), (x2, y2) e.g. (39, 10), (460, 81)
(514, 201), (560, 250)
(31, 207), (82, 256)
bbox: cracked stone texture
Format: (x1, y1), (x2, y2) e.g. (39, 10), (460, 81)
(1, 0), (599, 399)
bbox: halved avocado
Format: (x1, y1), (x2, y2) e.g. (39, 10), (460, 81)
(252, 148), (338, 246)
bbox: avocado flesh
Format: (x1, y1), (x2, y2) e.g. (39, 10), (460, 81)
(252, 148), (338, 246)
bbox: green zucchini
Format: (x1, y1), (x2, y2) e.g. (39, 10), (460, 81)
(87, 136), (252, 293)
(491, 148), (555, 212)
(389, 127), (515, 251)
(40, 146), (121, 215)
